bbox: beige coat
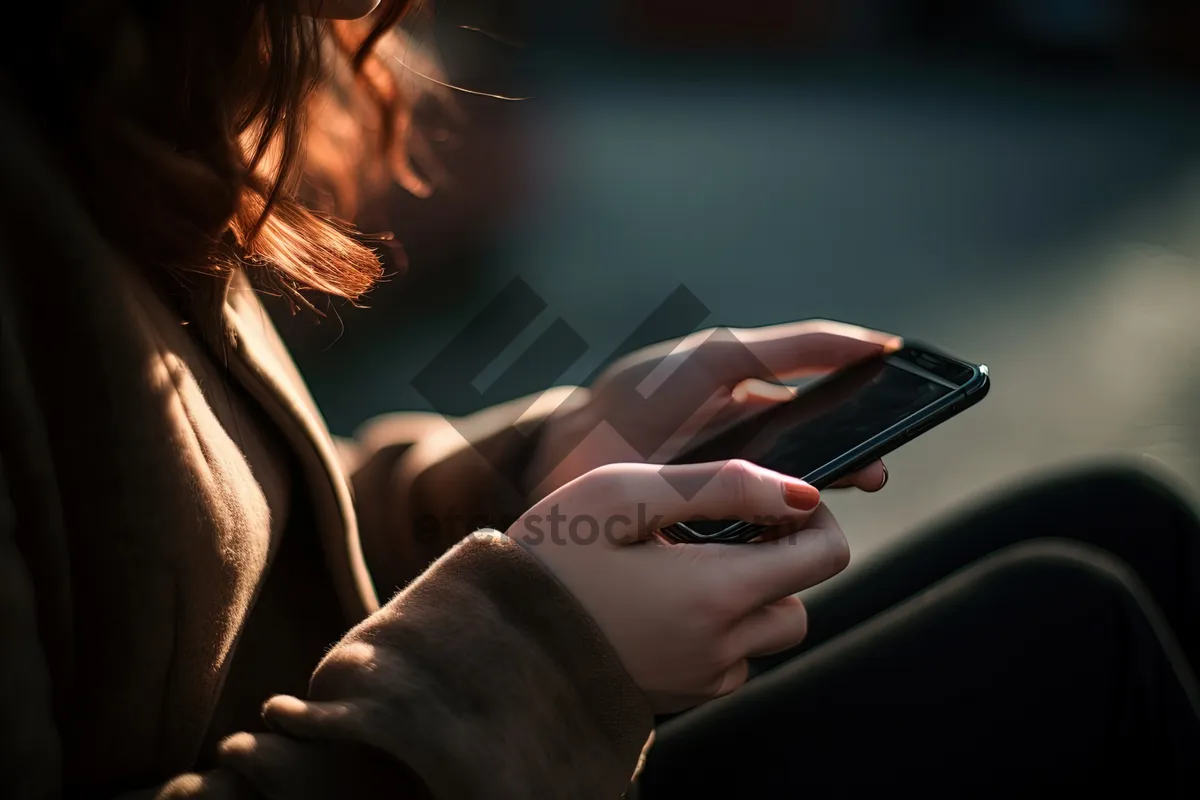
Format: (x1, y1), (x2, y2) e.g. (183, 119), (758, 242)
(0, 94), (652, 798)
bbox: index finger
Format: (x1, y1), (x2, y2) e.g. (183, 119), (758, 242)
(546, 460), (821, 545)
(733, 320), (902, 381)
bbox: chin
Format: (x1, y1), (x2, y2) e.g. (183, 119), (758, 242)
(304, 0), (383, 20)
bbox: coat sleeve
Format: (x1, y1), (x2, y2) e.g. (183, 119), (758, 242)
(0, 443), (653, 798)
(165, 531), (655, 799)
(343, 386), (589, 595)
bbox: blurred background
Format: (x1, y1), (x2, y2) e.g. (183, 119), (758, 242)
(272, 0), (1200, 554)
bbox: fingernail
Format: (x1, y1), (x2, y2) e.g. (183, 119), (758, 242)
(878, 463), (889, 490)
(883, 336), (904, 353)
(783, 482), (821, 511)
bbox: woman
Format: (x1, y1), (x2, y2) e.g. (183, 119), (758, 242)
(0, 2), (1195, 798)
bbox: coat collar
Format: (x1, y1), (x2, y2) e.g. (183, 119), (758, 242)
(211, 269), (380, 620)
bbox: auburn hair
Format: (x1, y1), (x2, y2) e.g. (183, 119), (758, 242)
(9, 0), (432, 306)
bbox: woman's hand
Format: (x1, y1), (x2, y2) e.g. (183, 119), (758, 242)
(527, 320), (900, 500)
(507, 459), (850, 714)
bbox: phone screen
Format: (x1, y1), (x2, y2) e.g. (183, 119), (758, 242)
(670, 354), (958, 483)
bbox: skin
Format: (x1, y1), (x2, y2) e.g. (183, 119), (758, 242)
(517, 323), (898, 709)
(513, 458), (855, 713)
(531, 321), (896, 498)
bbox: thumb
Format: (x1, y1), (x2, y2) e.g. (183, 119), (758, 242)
(731, 378), (798, 407)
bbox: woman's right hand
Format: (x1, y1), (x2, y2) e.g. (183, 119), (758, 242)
(506, 459), (851, 714)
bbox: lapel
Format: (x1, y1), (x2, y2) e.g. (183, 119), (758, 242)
(206, 271), (380, 621)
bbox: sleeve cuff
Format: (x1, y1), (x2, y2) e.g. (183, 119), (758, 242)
(251, 531), (654, 799)
(349, 389), (584, 596)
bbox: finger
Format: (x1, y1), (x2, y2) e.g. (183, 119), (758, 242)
(712, 658), (750, 699)
(598, 321), (901, 395)
(827, 460), (888, 492)
(554, 460), (822, 544)
(722, 504), (851, 607)
(732, 320), (902, 382)
(730, 378), (798, 407)
(732, 595), (809, 657)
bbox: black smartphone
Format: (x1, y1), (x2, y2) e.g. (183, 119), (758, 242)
(660, 342), (990, 544)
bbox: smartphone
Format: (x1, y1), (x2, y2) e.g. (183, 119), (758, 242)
(660, 342), (990, 544)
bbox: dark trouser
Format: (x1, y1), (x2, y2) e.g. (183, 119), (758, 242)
(637, 465), (1200, 797)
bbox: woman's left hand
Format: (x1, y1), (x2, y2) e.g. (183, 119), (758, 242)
(526, 320), (902, 500)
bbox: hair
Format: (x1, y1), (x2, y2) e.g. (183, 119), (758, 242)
(7, 0), (434, 309)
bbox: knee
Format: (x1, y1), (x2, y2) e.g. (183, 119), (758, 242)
(969, 538), (1149, 610)
(1051, 460), (1195, 520)
(1006, 461), (1200, 559)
